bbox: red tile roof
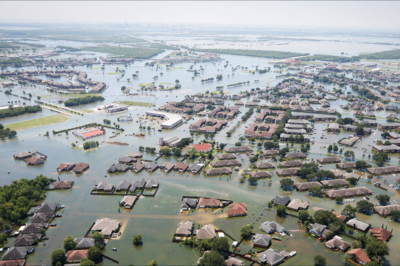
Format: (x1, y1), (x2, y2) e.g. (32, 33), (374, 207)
(348, 248), (371, 264)
(226, 203), (247, 217)
(67, 250), (88, 262)
(193, 143), (212, 152)
(370, 227), (392, 242)
(82, 129), (104, 139)
(199, 197), (219, 207)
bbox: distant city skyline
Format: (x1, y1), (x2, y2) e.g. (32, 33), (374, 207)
(1, 1), (400, 30)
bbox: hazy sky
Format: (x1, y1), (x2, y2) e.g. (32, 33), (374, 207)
(2, 1), (400, 29)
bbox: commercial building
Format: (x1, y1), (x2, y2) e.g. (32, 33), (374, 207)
(145, 111), (183, 129)
(72, 127), (105, 139)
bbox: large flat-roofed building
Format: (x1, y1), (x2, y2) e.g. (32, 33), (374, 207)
(372, 144), (400, 153)
(159, 136), (181, 147)
(73, 127), (105, 139)
(146, 111), (183, 129)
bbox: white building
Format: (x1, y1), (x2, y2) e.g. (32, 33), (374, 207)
(145, 111), (183, 129)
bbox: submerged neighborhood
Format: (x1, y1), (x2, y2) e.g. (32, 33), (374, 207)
(2, 4), (400, 265)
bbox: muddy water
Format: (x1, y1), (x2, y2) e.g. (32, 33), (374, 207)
(1, 40), (400, 265)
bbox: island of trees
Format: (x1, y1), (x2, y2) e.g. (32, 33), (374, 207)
(64, 96), (105, 107)
(0, 123), (17, 139)
(0, 105), (42, 119)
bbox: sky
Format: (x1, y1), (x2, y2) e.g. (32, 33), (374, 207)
(1, 1), (400, 30)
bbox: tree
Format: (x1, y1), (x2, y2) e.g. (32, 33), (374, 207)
(51, 249), (66, 266)
(249, 156), (258, 163)
(309, 185), (323, 197)
(376, 194), (390, 205)
(63, 236), (77, 251)
(173, 148), (182, 157)
(333, 144), (338, 152)
(280, 178), (294, 190)
(327, 145), (332, 152)
(352, 240), (362, 248)
(355, 126), (364, 136)
(161, 147), (171, 156)
(299, 210), (310, 222)
(365, 262), (380, 266)
(276, 205), (286, 216)
(357, 200), (374, 213)
(80, 258), (95, 266)
(240, 224), (252, 240)
(93, 232), (104, 248)
(211, 237), (229, 252)
(344, 150), (355, 160)
(199, 250), (227, 266)
(248, 176), (258, 184)
(384, 140), (391, 145)
(314, 210), (338, 226)
(347, 177), (358, 185)
(88, 247), (103, 263)
(133, 234), (143, 246)
(314, 255), (326, 266)
(390, 210), (400, 221)
(279, 147), (289, 157)
(355, 160), (368, 170)
(38, 228), (46, 235)
(366, 240), (389, 257)
(342, 204), (357, 218)
(335, 196), (343, 204)
(147, 260), (158, 266)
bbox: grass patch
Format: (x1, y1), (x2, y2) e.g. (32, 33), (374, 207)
(81, 109), (95, 113)
(138, 82), (153, 87)
(59, 93), (101, 98)
(114, 101), (154, 107)
(159, 82), (173, 85)
(83, 46), (164, 59)
(171, 67), (185, 69)
(106, 72), (119, 75)
(5, 115), (69, 131)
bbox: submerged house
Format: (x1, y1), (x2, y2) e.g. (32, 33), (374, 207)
(174, 162), (189, 172)
(26, 156), (44, 165)
(74, 162), (89, 174)
(260, 221), (286, 234)
(107, 163), (130, 173)
(145, 179), (159, 189)
(130, 178), (146, 192)
(176, 221), (193, 237)
(56, 163), (76, 172)
(146, 161), (159, 172)
(181, 198), (198, 211)
(196, 224), (216, 240)
(253, 233), (271, 248)
(259, 249), (285, 266)
(120, 196), (137, 209)
(132, 161), (145, 173)
(325, 236), (350, 251)
(91, 217), (121, 239)
(115, 180), (131, 192)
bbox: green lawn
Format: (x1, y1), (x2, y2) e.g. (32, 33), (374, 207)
(59, 93), (101, 98)
(5, 115), (69, 131)
(114, 101), (154, 107)
(81, 109), (95, 113)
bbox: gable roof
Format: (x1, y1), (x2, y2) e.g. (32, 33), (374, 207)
(176, 221), (193, 236)
(2, 247), (32, 260)
(295, 182), (322, 191)
(116, 180), (131, 191)
(271, 196), (290, 205)
(74, 237), (95, 249)
(196, 224), (216, 240)
(66, 250), (88, 262)
(369, 227), (392, 242)
(348, 248), (371, 264)
(346, 218), (370, 231)
(253, 234), (271, 247)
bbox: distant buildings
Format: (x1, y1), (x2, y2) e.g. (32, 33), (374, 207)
(73, 127), (105, 139)
(159, 136), (181, 147)
(145, 111), (183, 129)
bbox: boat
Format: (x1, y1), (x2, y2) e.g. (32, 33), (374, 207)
(187, 69), (194, 72)
(272, 236), (281, 241)
(109, 135), (116, 138)
(289, 251), (296, 257)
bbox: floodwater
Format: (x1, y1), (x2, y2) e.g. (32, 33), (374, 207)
(1, 36), (400, 265)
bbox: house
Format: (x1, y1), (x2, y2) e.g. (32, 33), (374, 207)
(146, 161), (159, 172)
(271, 196), (290, 206)
(374, 204), (400, 216)
(278, 160), (302, 168)
(176, 221), (193, 236)
(198, 197), (220, 208)
(287, 199), (309, 212)
(320, 179), (349, 188)
(132, 161), (145, 173)
(56, 163), (76, 172)
(367, 166), (400, 175)
(262, 150), (279, 157)
(161, 162), (175, 173)
(193, 143), (212, 152)
(327, 123), (340, 132)
(260, 221), (286, 234)
(210, 159), (241, 168)
(52, 180), (74, 189)
(225, 257), (244, 266)
(30, 203), (60, 214)
(369, 227), (392, 242)
(118, 156), (136, 164)
(1, 247), (33, 260)
(0, 260), (26, 266)
(339, 137), (360, 146)
(325, 236), (350, 251)
(372, 144), (400, 153)
(30, 213), (51, 223)
(226, 203), (247, 217)
(145, 179), (159, 189)
(181, 198), (198, 210)
(196, 224), (216, 240)
(346, 218), (370, 232)
(255, 162), (275, 169)
(126, 152), (143, 158)
(259, 249), (285, 266)
(26, 156), (44, 165)
(13, 152), (32, 160)
(216, 153), (237, 160)
(284, 152), (306, 159)
(66, 250), (88, 263)
(205, 168), (232, 176)
(348, 248), (371, 265)
(325, 187), (372, 199)
(174, 162), (189, 172)
(14, 234), (37, 247)
(249, 171), (272, 179)
(92, 218), (121, 239)
(95, 181), (114, 192)
(120, 196), (137, 209)
(130, 178), (146, 192)
(108, 163), (130, 173)
(295, 182), (322, 191)
(74, 162), (89, 174)
(276, 168), (300, 176)
(116, 180), (131, 192)
(310, 223), (330, 237)
(225, 146), (252, 153)
(74, 238), (95, 249)
(252, 234), (271, 248)
(344, 124), (357, 131)
(317, 157), (341, 164)
(188, 161), (204, 174)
